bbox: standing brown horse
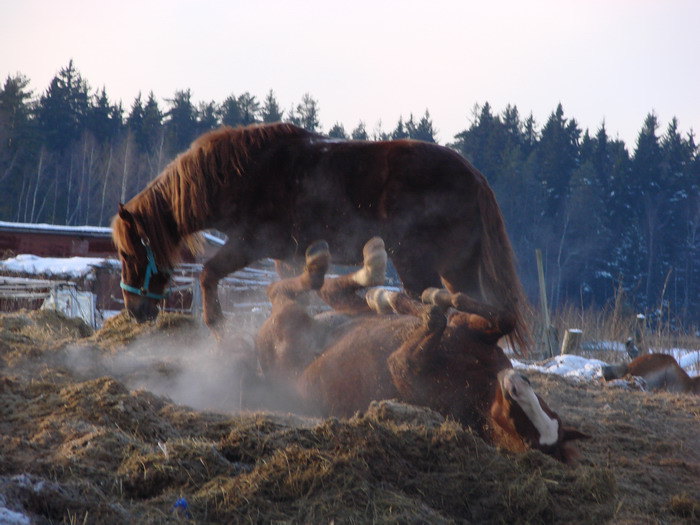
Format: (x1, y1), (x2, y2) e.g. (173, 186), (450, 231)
(112, 123), (531, 352)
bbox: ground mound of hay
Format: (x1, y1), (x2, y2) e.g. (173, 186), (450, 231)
(86, 310), (201, 352)
(0, 308), (698, 523)
(0, 309), (93, 367)
(0, 372), (615, 524)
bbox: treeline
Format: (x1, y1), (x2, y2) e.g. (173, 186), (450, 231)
(1, 61), (698, 325)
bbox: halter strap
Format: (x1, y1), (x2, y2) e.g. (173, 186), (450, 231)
(120, 242), (172, 300)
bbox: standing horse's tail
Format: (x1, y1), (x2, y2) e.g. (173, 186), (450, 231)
(475, 179), (533, 356)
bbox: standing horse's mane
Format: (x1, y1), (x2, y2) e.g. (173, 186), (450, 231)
(112, 123), (312, 269)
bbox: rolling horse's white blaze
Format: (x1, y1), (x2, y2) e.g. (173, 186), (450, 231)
(500, 369), (559, 446)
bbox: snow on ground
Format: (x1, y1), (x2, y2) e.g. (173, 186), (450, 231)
(0, 254), (118, 278)
(0, 506), (30, 525)
(514, 347), (700, 381)
(513, 354), (609, 382)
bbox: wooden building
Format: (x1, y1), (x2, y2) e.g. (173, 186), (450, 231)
(0, 221), (273, 326)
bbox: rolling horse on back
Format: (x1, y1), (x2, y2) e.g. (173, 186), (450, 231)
(112, 123), (531, 352)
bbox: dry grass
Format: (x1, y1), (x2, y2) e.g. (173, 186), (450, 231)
(529, 296), (700, 365)
(0, 307), (698, 523)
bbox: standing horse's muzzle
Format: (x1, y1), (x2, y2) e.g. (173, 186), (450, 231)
(128, 300), (160, 323)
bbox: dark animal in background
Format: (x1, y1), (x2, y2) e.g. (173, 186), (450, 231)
(602, 353), (699, 394)
(625, 338), (640, 359)
(255, 237), (586, 463)
(111, 123), (531, 352)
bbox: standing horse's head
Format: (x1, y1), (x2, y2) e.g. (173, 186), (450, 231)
(112, 204), (171, 323)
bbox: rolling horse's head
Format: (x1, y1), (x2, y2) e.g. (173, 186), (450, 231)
(112, 204), (171, 322)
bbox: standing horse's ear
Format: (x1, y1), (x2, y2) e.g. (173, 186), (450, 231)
(118, 203), (134, 225)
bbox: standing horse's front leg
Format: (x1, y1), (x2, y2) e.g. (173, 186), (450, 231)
(199, 240), (251, 334)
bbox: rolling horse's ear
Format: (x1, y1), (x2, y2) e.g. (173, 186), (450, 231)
(563, 427), (590, 442)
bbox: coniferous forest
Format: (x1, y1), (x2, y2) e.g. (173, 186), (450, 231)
(1, 61), (698, 327)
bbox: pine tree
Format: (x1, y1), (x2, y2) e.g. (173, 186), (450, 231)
(351, 121), (368, 140)
(196, 101), (219, 135)
(410, 110), (437, 143)
(237, 92), (259, 126)
(327, 123), (348, 139)
(631, 113), (664, 307)
(452, 102), (505, 181)
(292, 93), (321, 132)
(562, 159), (609, 305)
(261, 90), (283, 123)
(126, 93), (144, 140)
(140, 92), (163, 155)
(88, 87), (122, 143)
(0, 74), (34, 153)
(522, 113), (539, 157)
(502, 105), (522, 149)
(536, 103), (580, 218)
(658, 118), (698, 318)
(371, 121), (389, 141)
(221, 94), (243, 127)
(164, 89), (197, 152)
(0, 74), (36, 220)
(391, 117), (409, 139)
(37, 60), (90, 151)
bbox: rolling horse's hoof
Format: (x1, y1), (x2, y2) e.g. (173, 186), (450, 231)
(355, 236), (387, 287)
(305, 240), (331, 290)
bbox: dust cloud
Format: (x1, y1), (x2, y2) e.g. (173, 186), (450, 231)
(59, 311), (292, 415)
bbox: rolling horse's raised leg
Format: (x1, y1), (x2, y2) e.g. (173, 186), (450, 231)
(256, 241), (331, 387)
(365, 288), (426, 317)
(421, 288), (516, 341)
(317, 237), (387, 314)
(266, 240), (330, 308)
(386, 304), (449, 400)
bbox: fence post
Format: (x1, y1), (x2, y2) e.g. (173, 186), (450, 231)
(191, 280), (202, 321)
(536, 249), (557, 357)
(633, 313), (647, 355)
(560, 328), (582, 354)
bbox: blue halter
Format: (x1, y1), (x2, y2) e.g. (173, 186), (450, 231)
(120, 241), (171, 300)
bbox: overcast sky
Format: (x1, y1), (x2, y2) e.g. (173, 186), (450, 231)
(2, 0), (698, 147)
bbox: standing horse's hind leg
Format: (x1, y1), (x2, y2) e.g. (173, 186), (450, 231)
(390, 246), (442, 298)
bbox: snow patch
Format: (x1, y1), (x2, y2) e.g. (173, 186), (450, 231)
(0, 254), (118, 278)
(514, 354), (608, 382)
